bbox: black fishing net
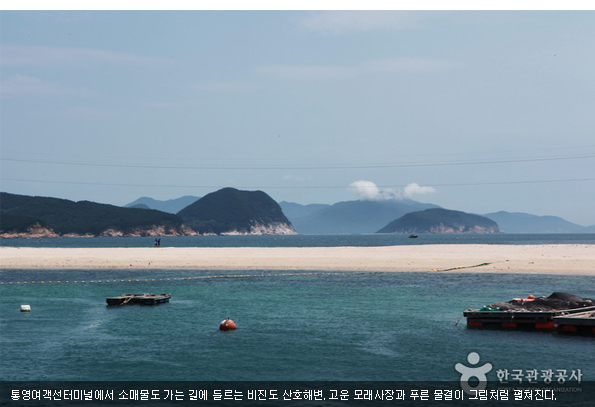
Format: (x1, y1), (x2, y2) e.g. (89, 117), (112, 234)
(488, 292), (595, 312)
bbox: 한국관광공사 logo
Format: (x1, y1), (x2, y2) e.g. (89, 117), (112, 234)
(455, 352), (493, 394)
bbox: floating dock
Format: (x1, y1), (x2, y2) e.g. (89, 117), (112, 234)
(463, 292), (595, 334)
(464, 307), (595, 330)
(106, 293), (171, 306)
(554, 310), (595, 334)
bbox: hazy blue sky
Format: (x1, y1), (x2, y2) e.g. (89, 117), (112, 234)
(1, 10), (594, 225)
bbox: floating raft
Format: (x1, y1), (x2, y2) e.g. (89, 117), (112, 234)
(106, 293), (171, 306)
(554, 310), (595, 334)
(463, 292), (595, 333)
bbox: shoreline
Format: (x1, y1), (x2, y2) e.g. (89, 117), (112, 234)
(1, 244), (594, 275)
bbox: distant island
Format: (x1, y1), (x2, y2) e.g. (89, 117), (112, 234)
(127, 195), (593, 234)
(280, 199), (438, 235)
(0, 189), (296, 238)
(3, 189), (593, 238)
(177, 187), (296, 235)
(376, 208), (502, 234)
(0, 192), (190, 238)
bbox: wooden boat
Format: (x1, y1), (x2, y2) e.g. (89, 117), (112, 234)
(106, 293), (171, 306)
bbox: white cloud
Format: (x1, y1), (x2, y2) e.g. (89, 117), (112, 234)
(404, 183), (437, 199)
(298, 11), (421, 33)
(349, 180), (402, 201)
(0, 74), (87, 97)
(349, 180), (436, 201)
(0, 45), (172, 67)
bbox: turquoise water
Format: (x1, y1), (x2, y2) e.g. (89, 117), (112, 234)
(1, 269), (593, 382)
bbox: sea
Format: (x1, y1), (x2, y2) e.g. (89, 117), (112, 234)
(1, 234), (594, 406)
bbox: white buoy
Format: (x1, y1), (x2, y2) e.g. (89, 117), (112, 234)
(20, 305), (31, 312)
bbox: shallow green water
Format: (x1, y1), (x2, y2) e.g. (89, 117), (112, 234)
(1, 269), (593, 382)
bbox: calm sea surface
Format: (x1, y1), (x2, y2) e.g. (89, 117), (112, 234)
(1, 235), (594, 404)
(2, 269), (594, 382)
(2, 233), (595, 248)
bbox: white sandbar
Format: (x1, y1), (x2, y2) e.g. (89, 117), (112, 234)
(1, 245), (594, 275)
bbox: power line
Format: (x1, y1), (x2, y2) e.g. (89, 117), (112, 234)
(2, 177), (595, 190)
(1, 153), (594, 171)
(4, 143), (595, 163)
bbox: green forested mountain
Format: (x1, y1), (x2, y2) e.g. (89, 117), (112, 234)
(177, 188), (296, 235)
(377, 208), (502, 234)
(0, 213), (50, 234)
(0, 192), (186, 236)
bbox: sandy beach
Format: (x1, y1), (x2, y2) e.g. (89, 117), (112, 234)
(1, 244), (594, 275)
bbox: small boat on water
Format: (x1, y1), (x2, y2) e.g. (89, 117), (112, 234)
(409, 234), (418, 239)
(106, 293), (171, 306)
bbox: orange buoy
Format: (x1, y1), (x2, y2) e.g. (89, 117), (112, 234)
(513, 294), (536, 303)
(220, 317), (237, 331)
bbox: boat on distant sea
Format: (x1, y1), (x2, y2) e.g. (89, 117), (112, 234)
(106, 293), (171, 306)
(409, 234), (418, 238)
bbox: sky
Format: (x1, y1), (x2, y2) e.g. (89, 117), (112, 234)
(1, 7), (595, 225)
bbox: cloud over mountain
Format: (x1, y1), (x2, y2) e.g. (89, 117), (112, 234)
(404, 183), (437, 199)
(349, 180), (436, 201)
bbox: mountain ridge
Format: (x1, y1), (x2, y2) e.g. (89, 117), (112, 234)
(483, 211), (586, 234)
(1, 190), (296, 237)
(2, 190), (591, 238)
(129, 195), (591, 234)
(177, 188), (296, 235)
(280, 199), (439, 235)
(0, 192), (191, 238)
(125, 196), (200, 214)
